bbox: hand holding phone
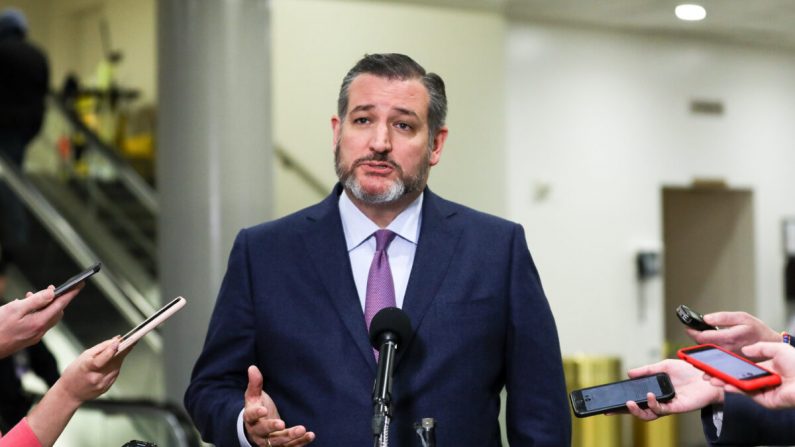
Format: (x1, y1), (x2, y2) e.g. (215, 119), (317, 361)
(676, 304), (717, 331)
(54, 262), (102, 297)
(624, 359), (725, 421)
(118, 296), (186, 353)
(678, 344), (781, 391)
(728, 341), (795, 409)
(569, 373), (675, 417)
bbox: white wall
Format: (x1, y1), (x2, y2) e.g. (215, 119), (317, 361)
(506, 23), (795, 368)
(271, 0), (506, 217)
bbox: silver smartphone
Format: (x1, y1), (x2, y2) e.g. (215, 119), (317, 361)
(118, 296), (187, 352)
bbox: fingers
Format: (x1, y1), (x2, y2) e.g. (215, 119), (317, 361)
(628, 361), (664, 378)
(703, 311), (746, 326)
(708, 376), (728, 387)
(625, 398), (658, 421)
(247, 416), (284, 434)
(56, 283), (84, 308)
(742, 341), (786, 360)
(283, 431), (316, 446)
(268, 427), (315, 447)
(645, 392), (668, 414)
(685, 327), (705, 342)
(22, 287), (56, 313)
(85, 337), (118, 357)
(723, 384), (741, 395)
(243, 404), (269, 426)
(628, 359), (677, 378)
(246, 365), (264, 404)
(90, 337), (122, 369)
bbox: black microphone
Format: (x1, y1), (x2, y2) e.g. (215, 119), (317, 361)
(369, 307), (412, 442)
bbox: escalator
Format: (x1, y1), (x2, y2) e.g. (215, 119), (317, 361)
(0, 153), (157, 349)
(0, 94), (202, 445)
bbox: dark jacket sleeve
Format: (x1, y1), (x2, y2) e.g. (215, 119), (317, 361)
(701, 392), (795, 445)
(184, 230), (258, 447)
(505, 225), (572, 445)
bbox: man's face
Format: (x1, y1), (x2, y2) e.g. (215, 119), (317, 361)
(332, 74), (446, 204)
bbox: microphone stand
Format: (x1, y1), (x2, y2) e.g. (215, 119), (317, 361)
(414, 418), (436, 447)
(372, 337), (398, 447)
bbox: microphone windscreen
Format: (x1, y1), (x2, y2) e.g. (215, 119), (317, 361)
(369, 307), (412, 348)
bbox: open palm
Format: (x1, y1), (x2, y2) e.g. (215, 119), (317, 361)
(625, 359), (723, 420)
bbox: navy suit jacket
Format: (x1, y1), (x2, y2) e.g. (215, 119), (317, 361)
(184, 186), (571, 446)
(702, 392), (795, 445)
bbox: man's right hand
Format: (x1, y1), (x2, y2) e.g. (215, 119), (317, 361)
(243, 365), (315, 447)
(624, 359), (724, 420)
(0, 285), (81, 358)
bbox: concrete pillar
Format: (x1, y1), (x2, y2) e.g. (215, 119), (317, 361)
(157, 0), (272, 405)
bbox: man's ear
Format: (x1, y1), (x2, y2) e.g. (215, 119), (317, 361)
(429, 127), (448, 166)
(331, 115), (341, 150)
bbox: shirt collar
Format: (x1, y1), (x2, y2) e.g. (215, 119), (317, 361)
(339, 190), (423, 251)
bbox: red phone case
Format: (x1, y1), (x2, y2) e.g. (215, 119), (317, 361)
(677, 343), (781, 391)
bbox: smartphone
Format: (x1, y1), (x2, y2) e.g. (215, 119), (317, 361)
(678, 344), (781, 391)
(676, 304), (717, 331)
(54, 262), (102, 297)
(569, 373), (675, 418)
(118, 296), (187, 353)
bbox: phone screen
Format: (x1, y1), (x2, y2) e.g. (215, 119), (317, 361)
(687, 347), (770, 380)
(579, 375), (665, 411)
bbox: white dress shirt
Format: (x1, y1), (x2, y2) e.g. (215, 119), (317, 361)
(338, 190), (422, 310)
(236, 190), (423, 446)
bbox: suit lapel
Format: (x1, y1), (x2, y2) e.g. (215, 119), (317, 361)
(399, 190), (461, 364)
(302, 187), (377, 373)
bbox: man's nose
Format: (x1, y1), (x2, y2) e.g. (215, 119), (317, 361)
(369, 123), (392, 153)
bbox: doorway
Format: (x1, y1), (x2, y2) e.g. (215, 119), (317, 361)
(662, 185), (756, 446)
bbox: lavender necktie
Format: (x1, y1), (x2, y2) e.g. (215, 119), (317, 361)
(364, 229), (397, 358)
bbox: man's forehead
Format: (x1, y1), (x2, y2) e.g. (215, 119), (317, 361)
(346, 74), (429, 117)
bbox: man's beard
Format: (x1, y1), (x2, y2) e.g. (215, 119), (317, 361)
(334, 144), (429, 204)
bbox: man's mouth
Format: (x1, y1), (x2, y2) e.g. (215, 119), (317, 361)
(357, 160), (397, 174)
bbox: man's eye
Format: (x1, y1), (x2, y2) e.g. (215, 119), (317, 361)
(353, 117), (369, 124)
(395, 122), (412, 130)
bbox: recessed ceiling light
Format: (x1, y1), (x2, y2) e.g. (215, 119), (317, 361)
(675, 4), (707, 21)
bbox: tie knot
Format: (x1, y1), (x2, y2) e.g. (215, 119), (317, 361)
(373, 229), (397, 252)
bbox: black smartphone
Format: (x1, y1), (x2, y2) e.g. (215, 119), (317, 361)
(569, 373), (675, 418)
(676, 304), (717, 331)
(54, 262), (102, 297)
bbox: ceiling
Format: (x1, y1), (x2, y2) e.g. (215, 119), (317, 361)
(391, 0), (795, 50)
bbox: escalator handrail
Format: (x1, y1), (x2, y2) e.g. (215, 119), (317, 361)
(0, 154), (160, 351)
(49, 93), (159, 215)
(275, 145), (329, 198)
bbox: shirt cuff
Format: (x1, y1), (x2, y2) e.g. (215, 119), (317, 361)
(711, 404), (724, 437)
(237, 409), (255, 447)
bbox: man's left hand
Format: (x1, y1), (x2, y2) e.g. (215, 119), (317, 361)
(243, 365), (315, 446)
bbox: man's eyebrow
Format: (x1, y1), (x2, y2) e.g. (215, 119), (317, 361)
(350, 104), (374, 114)
(348, 104), (420, 119)
(393, 107), (420, 119)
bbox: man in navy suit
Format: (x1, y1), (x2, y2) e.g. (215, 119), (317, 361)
(185, 53), (570, 447)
